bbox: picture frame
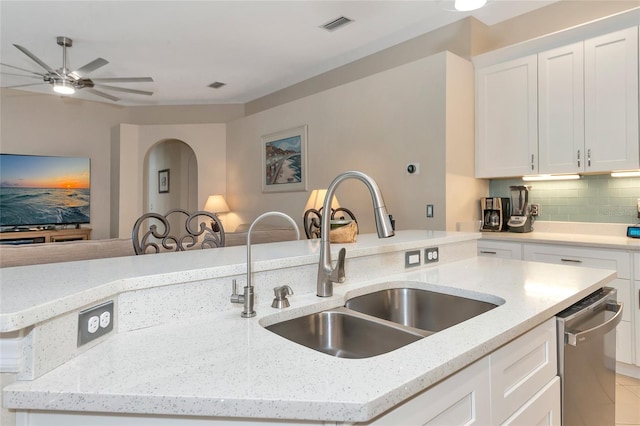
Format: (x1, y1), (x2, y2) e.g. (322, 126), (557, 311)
(158, 169), (170, 193)
(261, 125), (308, 193)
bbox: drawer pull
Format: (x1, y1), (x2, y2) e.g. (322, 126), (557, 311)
(560, 258), (582, 264)
(480, 250), (497, 255)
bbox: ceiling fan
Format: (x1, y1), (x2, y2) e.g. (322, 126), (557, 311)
(1, 36), (154, 102)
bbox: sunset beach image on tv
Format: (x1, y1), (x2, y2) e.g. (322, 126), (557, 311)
(0, 154), (91, 227)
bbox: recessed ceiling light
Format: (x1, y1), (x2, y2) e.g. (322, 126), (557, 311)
(208, 81), (226, 89)
(454, 0), (487, 12)
(321, 16), (353, 32)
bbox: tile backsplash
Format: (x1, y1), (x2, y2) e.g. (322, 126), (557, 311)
(489, 175), (640, 224)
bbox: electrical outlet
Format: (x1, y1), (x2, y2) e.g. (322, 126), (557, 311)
(426, 204), (434, 218)
(530, 203), (540, 216)
(405, 250), (421, 268)
(78, 300), (114, 347)
(424, 247), (439, 264)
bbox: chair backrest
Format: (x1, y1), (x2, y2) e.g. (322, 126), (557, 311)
(303, 207), (358, 239)
(132, 208), (225, 255)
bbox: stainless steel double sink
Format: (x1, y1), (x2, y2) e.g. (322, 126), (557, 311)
(265, 286), (503, 359)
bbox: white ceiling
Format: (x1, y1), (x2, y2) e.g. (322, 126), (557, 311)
(0, 1), (557, 106)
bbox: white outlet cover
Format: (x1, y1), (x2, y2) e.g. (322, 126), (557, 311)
(88, 316), (100, 334)
(99, 311), (111, 328)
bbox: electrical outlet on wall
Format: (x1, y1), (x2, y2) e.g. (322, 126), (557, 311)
(531, 203), (540, 216)
(78, 300), (114, 347)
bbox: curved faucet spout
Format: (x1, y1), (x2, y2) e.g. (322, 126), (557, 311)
(317, 171), (394, 297)
(241, 211), (300, 318)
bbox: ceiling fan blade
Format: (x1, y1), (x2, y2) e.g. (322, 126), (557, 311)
(90, 77), (153, 83)
(93, 84), (153, 96)
(72, 58), (109, 76)
(0, 72), (42, 79)
(13, 44), (59, 76)
(5, 82), (46, 89)
(0, 62), (46, 77)
(85, 88), (120, 102)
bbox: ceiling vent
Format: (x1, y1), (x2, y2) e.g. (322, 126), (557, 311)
(208, 81), (226, 89)
(321, 16), (353, 32)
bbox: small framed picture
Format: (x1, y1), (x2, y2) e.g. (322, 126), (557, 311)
(158, 169), (170, 193)
(261, 125), (308, 193)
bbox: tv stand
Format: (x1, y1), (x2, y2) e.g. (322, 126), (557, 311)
(0, 228), (91, 245)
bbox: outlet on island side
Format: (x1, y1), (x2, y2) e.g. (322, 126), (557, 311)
(78, 300), (114, 347)
(424, 247), (439, 264)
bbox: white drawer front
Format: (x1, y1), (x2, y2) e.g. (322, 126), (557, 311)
(501, 376), (561, 426)
(523, 244), (630, 279)
(478, 240), (523, 259)
(491, 318), (557, 425)
(617, 320), (633, 364)
(361, 358), (491, 426)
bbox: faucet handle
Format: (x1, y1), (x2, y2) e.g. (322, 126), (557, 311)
(330, 248), (346, 283)
(272, 285), (293, 309)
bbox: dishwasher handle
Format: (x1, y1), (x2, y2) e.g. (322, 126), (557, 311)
(566, 302), (623, 347)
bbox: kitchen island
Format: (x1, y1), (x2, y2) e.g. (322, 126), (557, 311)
(0, 230), (616, 425)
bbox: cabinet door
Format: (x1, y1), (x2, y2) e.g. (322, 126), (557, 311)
(584, 26), (639, 172)
(476, 55), (538, 178)
(538, 42), (585, 174)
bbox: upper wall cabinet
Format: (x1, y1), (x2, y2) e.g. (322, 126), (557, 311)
(538, 42), (585, 174)
(584, 27), (639, 172)
(476, 26), (639, 178)
(476, 55), (538, 178)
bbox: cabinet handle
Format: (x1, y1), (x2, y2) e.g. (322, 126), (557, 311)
(577, 150), (581, 167)
(480, 250), (497, 255)
(531, 154), (535, 171)
(561, 258), (582, 264)
(587, 149), (591, 167)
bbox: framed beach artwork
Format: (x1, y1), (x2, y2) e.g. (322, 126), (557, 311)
(261, 125), (308, 193)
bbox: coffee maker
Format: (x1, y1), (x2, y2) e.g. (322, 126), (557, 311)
(507, 185), (533, 233)
(480, 197), (511, 232)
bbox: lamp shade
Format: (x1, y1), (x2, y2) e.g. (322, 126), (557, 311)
(204, 195), (230, 213)
(304, 189), (340, 213)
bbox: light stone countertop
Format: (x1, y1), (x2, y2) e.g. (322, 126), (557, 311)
(2, 232), (616, 422)
(479, 221), (640, 251)
(0, 230), (475, 333)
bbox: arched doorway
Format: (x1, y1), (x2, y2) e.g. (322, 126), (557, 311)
(144, 139), (198, 214)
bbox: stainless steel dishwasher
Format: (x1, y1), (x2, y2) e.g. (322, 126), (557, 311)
(557, 287), (623, 426)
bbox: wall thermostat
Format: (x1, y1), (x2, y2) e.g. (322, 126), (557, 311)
(406, 163), (420, 174)
(627, 226), (640, 239)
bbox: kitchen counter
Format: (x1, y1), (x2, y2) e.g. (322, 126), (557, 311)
(479, 221), (640, 251)
(1, 230), (616, 423)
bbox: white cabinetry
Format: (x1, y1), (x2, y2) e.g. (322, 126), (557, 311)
(477, 240), (523, 259)
(523, 243), (634, 365)
(538, 42), (585, 174)
(359, 319), (558, 426)
(360, 358), (491, 426)
(584, 27), (639, 172)
(476, 26), (639, 178)
(475, 55), (538, 178)
(635, 253), (640, 371)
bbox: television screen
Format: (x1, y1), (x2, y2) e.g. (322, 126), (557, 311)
(0, 154), (91, 228)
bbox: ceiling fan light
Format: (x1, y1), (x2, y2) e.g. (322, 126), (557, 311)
(454, 0), (487, 11)
(53, 81), (75, 95)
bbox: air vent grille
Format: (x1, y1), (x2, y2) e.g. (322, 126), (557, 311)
(209, 81), (226, 89)
(321, 16), (353, 32)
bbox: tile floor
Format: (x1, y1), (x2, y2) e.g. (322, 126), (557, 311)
(617, 374), (640, 425)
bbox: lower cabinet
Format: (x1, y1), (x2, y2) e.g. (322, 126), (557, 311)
(477, 240), (523, 259)
(523, 243), (635, 367)
(358, 318), (558, 426)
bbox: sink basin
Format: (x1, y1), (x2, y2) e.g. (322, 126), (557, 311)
(345, 288), (499, 332)
(265, 308), (423, 359)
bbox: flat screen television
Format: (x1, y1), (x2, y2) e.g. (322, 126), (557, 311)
(0, 154), (91, 229)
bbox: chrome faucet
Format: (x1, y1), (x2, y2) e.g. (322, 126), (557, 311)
(317, 171), (395, 297)
(230, 211), (300, 317)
